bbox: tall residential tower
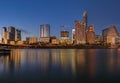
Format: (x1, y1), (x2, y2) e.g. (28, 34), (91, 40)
(86, 25), (95, 44)
(75, 20), (86, 44)
(40, 24), (50, 43)
(2, 26), (21, 44)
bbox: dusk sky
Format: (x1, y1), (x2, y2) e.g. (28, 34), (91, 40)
(0, 0), (120, 40)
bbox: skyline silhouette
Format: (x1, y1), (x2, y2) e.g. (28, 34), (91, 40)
(0, 0), (120, 40)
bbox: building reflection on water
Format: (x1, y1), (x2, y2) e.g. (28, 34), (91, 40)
(0, 55), (9, 75)
(10, 49), (21, 71)
(37, 49), (50, 72)
(107, 49), (120, 73)
(50, 49), (60, 65)
(87, 49), (96, 78)
(0, 49), (120, 80)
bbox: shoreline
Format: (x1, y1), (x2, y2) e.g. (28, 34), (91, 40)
(4, 45), (114, 49)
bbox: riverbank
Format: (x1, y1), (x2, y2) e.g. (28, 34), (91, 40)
(3, 44), (111, 49)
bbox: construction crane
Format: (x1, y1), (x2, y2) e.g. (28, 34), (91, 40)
(18, 28), (30, 34)
(60, 25), (73, 31)
(17, 28), (31, 40)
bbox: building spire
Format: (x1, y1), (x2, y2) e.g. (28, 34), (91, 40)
(83, 11), (88, 28)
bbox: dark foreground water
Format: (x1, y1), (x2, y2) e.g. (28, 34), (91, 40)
(0, 49), (120, 83)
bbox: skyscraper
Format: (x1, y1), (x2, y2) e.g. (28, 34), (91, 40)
(86, 25), (95, 44)
(2, 27), (7, 43)
(40, 24), (50, 43)
(8, 26), (15, 41)
(40, 24), (50, 37)
(15, 29), (21, 41)
(75, 20), (86, 44)
(83, 11), (88, 29)
(2, 26), (21, 44)
(74, 11), (91, 45)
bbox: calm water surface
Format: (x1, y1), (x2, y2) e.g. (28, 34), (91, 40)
(0, 49), (120, 83)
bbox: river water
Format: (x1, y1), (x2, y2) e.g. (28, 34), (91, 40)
(0, 49), (120, 83)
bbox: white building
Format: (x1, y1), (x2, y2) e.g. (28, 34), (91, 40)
(40, 24), (50, 43)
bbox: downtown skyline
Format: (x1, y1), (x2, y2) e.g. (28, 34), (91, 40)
(0, 0), (120, 40)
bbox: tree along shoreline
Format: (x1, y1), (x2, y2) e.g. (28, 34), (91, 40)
(4, 44), (112, 49)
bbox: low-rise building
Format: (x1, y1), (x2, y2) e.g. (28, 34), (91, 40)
(51, 39), (59, 45)
(95, 35), (103, 44)
(60, 31), (69, 40)
(26, 37), (38, 44)
(40, 37), (50, 43)
(10, 41), (16, 45)
(16, 41), (26, 45)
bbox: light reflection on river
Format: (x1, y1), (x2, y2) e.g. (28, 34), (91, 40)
(0, 49), (120, 83)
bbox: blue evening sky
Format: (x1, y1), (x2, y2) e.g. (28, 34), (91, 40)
(0, 0), (120, 40)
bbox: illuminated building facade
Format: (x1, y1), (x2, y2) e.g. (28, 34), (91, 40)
(86, 25), (95, 44)
(59, 30), (72, 45)
(95, 35), (103, 44)
(75, 20), (86, 44)
(72, 29), (75, 44)
(74, 11), (88, 44)
(51, 39), (59, 45)
(102, 25), (119, 44)
(40, 24), (50, 43)
(2, 26), (21, 44)
(26, 37), (38, 44)
(60, 31), (69, 40)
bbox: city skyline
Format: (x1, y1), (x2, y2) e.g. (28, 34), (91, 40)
(0, 0), (120, 40)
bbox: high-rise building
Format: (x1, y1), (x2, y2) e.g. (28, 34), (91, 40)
(74, 11), (88, 45)
(75, 20), (86, 44)
(102, 25), (119, 44)
(40, 24), (50, 43)
(83, 11), (88, 29)
(8, 26), (15, 41)
(15, 29), (21, 41)
(2, 26), (21, 44)
(2, 27), (7, 43)
(40, 24), (50, 37)
(86, 25), (95, 44)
